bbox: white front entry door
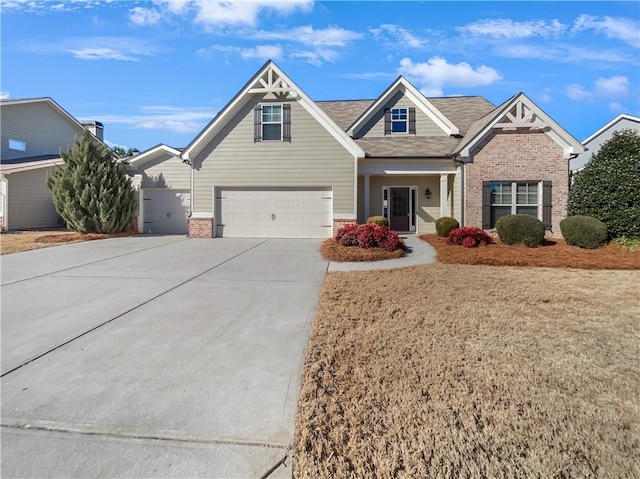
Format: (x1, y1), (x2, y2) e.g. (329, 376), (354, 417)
(142, 189), (190, 234)
(217, 187), (332, 238)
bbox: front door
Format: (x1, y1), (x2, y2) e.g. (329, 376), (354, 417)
(390, 187), (410, 231)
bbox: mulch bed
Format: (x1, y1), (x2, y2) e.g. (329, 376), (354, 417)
(420, 234), (640, 270)
(34, 230), (137, 244)
(320, 238), (406, 262)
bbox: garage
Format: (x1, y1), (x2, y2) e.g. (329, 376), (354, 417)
(142, 189), (190, 234)
(216, 187), (332, 238)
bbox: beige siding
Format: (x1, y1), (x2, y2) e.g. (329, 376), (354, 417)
(193, 97), (355, 214)
(134, 154), (190, 189)
(452, 166), (462, 222)
(368, 176), (441, 234)
(7, 168), (61, 229)
(357, 176), (364, 222)
(355, 92), (448, 138)
(1, 103), (84, 160)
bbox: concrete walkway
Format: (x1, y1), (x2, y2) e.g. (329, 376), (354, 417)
(328, 234), (437, 272)
(1, 236), (327, 478)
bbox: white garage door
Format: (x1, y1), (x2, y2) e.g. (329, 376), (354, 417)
(217, 187), (332, 238)
(142, 189), (190, 234)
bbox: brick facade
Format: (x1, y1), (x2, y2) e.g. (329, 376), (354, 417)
(189, 217), (214, 238)
(464, 129), (568, 236)
(333, 218), (357, 236)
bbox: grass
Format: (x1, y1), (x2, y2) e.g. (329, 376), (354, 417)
(294, 264), (640, 478)
(421, 234), (640, 270)
(321, 238), (406, 262)
(0, 229), (138, 255)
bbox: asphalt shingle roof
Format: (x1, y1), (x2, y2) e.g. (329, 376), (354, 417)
(317, 96), (496, 157)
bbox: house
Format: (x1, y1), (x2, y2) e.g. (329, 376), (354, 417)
(132, 60), (584, 238)
(570, 114), (640, 173)
(0, 98), (109, 230)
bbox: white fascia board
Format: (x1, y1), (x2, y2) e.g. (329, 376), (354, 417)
(348, 77), (459, 136)
(127, 145), (182, 167)
(582, 114), (640, 145)
(0, 158), (64, 175)
(182, 61), (364, 161)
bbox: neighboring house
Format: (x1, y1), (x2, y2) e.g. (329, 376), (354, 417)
(0, 97), (108, 230)
(130, 60), (585, 238)
(570, 114), (640, 173)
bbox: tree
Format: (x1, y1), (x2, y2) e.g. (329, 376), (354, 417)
(567, 129), (640, 239)
(48, 130), (137, 234)
(111, 146), (140, 158)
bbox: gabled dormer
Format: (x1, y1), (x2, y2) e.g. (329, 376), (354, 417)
(347, 77), (459, 139)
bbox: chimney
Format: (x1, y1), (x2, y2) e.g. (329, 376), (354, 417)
(82, 121), (104, 141)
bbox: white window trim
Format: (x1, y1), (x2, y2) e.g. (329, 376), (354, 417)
(491, 181), (542, 222)
(261, 104), (283, 141)
(390, 107), (408, 134)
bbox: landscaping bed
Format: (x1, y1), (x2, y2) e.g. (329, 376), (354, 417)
(1, 229), (138, 255)
(320, 238), (406, 262)
(294, 263), (639, 478)
(420, 233), (640, 270)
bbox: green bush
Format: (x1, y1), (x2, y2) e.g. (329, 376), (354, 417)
(495, 214), (546, 247)
(435, 217), (460, 237)
(613, 236), (640, 252)
(366, 216), (389, 227)
(568, 129), (640, 239)
(560, 215), (608, 249)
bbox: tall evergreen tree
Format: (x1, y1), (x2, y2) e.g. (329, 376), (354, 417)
(568, 129), (640, 239)
(48, 130), (136, 233)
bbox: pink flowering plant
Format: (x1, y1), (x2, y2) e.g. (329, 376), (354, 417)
(335, 223), (402, 251)
(445, 227), (493, 248)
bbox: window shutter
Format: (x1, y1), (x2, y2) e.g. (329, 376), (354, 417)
(253, 104), (262, 142)
(408, 107), (416, 134)
(384, 108), (391, 135)
(482, 181), (491, 229)
(542, 180), (552, 230)
(283, 103), (291, 142)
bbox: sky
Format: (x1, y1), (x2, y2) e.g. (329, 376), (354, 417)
(2, 0), (639, 152)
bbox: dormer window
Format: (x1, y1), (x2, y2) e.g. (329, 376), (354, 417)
(391, 108), (408, 133)
(384, 107), (416, 135)
(254, 103), (292, 142)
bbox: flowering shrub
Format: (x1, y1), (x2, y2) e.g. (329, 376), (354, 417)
(446, 227), (493, 248)
(335, 223), (401, 251)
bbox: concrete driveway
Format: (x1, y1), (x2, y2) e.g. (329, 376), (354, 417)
(1, 236), (328, 478)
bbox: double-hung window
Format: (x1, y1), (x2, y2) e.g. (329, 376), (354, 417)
(262, 105), (282, 141)
(391, 108), (408, 133)
(489, 181), (539, 226)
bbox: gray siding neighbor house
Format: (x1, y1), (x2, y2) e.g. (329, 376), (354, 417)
(0, 98), (109, 230)
(174, 61), (583, 238)
(570, 114), (640, 172)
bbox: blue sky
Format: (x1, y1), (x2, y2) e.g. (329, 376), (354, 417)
(2, 1), (639, 151)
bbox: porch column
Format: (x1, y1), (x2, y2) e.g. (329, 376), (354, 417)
(363, 173), (370, 221)
(440, 174), (449, 218)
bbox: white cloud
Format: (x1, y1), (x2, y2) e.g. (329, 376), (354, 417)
(609, 102), (626, 113)
(291, 48), (338, 66)
(595, 76), (629, 97)
(458, 18), (567, 38)
(193, 0), (313, 27)
(96, 105), (216, 135)
(68, 47), (139, 61)
(566, 84), (595, 102)
(398, 57), (502, 96)
(370, 24), (428, 48)
(129, 7), (162, 26)
(0, 91), (9, 99)
(206, 44), (283, 61)
(572, 14), (640, 48)
(1, 0), (95, 12)
(499, 43), (633, 64)
(250, 25), (362, 46)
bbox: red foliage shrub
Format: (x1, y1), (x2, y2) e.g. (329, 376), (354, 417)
(446, 227), (493, 248)
(335, 223), (401, 251)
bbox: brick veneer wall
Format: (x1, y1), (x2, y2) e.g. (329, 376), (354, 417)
(465, 129), (568, 236)
(189, 217), (214, 238)
(333, 218), (357, 236)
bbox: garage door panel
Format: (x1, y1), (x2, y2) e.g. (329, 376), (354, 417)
(143, 190), (190, 235)
(218, 187), (332, 238)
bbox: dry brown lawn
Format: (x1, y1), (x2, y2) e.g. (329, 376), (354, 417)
(321, 238), (406, 262)
(294, 264), (640, 478)
(1, 229), (138, 255)
(421, 234), (640, 270)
